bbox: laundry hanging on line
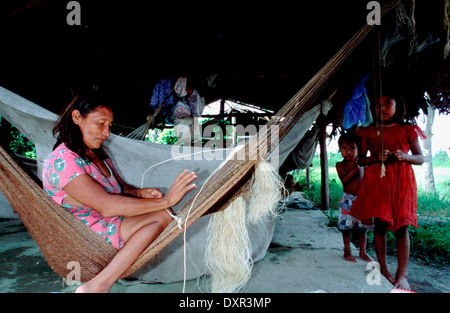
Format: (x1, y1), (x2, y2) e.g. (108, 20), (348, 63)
(149, 79), (175, 120)
(342, 74), (373, 129)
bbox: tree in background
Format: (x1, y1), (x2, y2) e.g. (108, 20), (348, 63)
(422, 106), (436, 192)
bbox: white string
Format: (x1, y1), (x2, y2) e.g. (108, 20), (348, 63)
(164, 209), (183, 229)
(139, 146), (237, 292)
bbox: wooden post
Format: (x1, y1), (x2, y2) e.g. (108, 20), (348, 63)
(305, 167), (311, 190)
(319, 123), (330, 210)
(219, 99), (226, 146)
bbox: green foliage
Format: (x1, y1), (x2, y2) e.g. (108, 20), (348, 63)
(409, 221), (450, 265)
(417, 191), (449, 217)
(146, 128), (178, 145)
(433, 150), (450, 167)
(8, 127), (36, 159)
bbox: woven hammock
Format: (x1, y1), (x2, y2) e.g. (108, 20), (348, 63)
(0, 0), (398, 284)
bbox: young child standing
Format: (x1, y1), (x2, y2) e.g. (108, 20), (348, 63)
(336, 133), (373, 263)
(350, 95), (425, 290)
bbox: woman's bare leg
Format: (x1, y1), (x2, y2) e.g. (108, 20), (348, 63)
(76, 210), (172, 293)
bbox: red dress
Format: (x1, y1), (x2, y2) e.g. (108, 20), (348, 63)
(350, 124), (426, 231)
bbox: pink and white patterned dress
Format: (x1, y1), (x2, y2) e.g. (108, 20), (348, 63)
(42, 143), (125, 250)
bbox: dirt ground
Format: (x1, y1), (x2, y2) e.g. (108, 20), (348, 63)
(0, 201), (448, 293)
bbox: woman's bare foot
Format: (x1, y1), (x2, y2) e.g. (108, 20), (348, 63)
(344, 251), (357, 262)
(75, 280), (111, 293)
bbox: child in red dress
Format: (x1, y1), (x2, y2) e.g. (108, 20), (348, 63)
(350, 95), (425, 290)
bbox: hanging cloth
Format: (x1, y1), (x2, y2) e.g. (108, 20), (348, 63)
(150, 79), (174, 110)
(343, 74), (371, 129)
(174, 77), (188, 97)
(188, 89), (206, 117)
(149, 79), (175, 120)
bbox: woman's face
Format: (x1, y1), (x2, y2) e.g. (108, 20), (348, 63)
(72, 106), (113, 150)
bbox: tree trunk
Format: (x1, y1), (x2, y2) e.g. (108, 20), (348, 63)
(422, 107), (436, 192)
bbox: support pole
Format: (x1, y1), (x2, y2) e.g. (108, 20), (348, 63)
(305, 167), (311, 190)
(319, 123), (330, 210)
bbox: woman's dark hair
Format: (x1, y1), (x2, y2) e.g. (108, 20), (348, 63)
(53, 95), (109, 161)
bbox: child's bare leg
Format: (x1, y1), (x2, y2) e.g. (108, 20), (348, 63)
(374, 219), (395, 284)
(342, 230), (356, 262)
(358, 229), (373, 262)
(394, 225), (411, 290)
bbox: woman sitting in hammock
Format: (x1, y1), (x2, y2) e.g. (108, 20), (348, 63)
(42, 95), (198, 293)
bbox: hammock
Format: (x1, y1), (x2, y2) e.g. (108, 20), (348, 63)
(0, 0), (398, 286)
(0, 87), (320, 283)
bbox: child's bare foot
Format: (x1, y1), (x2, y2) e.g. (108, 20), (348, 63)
(394, 274), (411, 290)
(344, 251), (357, 262)
(359, 252), (374, 262)
(381, 268), (395, 285)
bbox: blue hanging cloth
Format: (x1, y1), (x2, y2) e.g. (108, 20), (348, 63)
(149, 79), (175, 120)
(343, 74), (373, 129)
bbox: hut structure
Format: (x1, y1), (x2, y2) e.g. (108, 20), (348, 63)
(0, 0), (448, 291)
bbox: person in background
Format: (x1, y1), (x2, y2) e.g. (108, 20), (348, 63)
(336, 133), (373, 263)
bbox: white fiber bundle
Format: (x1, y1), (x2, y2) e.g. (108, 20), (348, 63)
(206, 196), (252, 293)
(246, 159), (285, 224)
(205, 159), (285, 293)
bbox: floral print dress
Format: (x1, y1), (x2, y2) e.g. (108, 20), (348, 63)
(43, 143), (125, 249)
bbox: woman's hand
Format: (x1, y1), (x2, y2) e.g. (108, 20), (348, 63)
(164, 170), (198, 207)
(137, 188), (164, 199)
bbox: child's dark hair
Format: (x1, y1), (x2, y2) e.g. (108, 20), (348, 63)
(53, 94), (109, 161)
(338, 132), (360, 148)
